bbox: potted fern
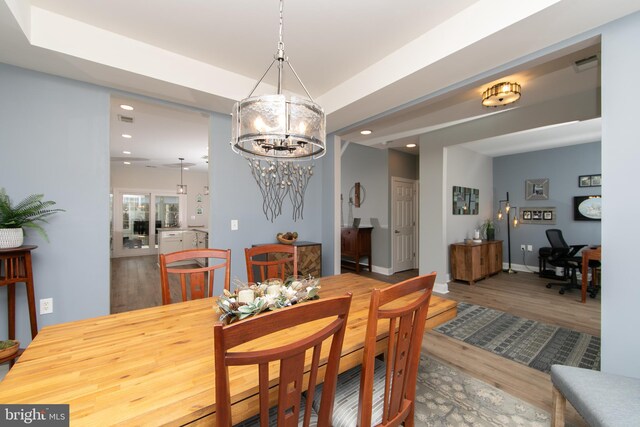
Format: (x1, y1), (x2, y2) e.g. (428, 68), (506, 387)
(0, 188), (64, 249)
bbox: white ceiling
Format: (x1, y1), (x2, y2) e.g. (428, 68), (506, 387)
(1, 0), (636, 167)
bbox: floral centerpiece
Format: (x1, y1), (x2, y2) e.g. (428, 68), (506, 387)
(216, 275), (321, 324)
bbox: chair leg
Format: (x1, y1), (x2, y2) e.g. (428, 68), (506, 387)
(552, 386), (566, 427)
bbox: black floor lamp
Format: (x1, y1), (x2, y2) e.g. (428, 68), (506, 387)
(498, 192), (519, 274)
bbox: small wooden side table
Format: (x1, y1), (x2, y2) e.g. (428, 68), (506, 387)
(0, 245), (38, 365)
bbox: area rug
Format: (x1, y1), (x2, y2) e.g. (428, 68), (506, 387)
(415, 356), (550, 426)
(433, 303), (600, 374)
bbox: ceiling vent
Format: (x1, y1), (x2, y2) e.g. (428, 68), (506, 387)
(118, 114), (134, 123)
(573, 54), (599, 73)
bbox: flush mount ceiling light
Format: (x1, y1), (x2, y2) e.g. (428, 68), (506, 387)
(482, 82), (521, 107)
(177, 157), (187, 195)
(122, 134), (132, 139)
(230, 0), (325, 160)
(360, 130), (373, 135)
(120, 104), (134, 111)
(406, 143), (417, 148)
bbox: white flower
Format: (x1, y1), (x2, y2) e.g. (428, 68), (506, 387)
(284, 287), (297, 300)
(263, 294), (278, 307)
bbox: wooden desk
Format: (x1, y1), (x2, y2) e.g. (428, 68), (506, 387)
(581, 246), (601, 303)
(0, 273), (456, 426)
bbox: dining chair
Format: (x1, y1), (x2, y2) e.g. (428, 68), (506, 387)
(214, 293), (353, 427)
(314, 272), (436, 426)
(245, 244), (298, 282)
(159, 248), (231, 305)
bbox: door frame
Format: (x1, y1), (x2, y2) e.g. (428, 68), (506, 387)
(390, 177), (419, 274)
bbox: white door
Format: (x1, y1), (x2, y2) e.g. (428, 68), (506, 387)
(392, 177), (418, 273)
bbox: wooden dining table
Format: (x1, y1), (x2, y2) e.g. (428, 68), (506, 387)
(0, 273), (457, 426)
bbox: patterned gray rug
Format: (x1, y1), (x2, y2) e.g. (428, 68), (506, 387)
(433, 303), (600, 374)
(415, 356), (550, 426)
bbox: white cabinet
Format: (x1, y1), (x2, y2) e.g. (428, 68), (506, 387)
(158, 229), (208, 266)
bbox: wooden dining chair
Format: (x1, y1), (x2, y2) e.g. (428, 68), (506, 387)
(245, 244), (298, 282)
(314, 272), (436, 426)
(159, 248), (231, 305)
(214, 293), (352, 427)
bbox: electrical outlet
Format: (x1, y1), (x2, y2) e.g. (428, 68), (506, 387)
(230, 219), (239, 231)
(40, 298), (53, 315)
(520, 244), (526, 251)
(527, 245), (533, 252)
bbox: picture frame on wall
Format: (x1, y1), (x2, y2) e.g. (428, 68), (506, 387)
(452, 186), (479, 215)
(578, 174), (602, 187)
(520, 207), (556, 224)
(574, 195), (601, 221)
(525, 178), (549, 200)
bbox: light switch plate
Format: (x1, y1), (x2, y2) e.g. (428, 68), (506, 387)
(231, 219), (238, 231)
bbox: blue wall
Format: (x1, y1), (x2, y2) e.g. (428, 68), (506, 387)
(493, 142), (601, 268)
(0, 64), (111, 345)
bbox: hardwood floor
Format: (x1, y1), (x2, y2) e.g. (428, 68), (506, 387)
(110, 255), (162, 313)
(114, 259), (598, 425)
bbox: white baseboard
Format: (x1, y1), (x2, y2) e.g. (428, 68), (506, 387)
(371, 265), (393, 275)
(434, 281), (449, 294)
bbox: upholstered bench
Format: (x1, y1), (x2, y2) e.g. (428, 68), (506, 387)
(551, 364), (640, 426)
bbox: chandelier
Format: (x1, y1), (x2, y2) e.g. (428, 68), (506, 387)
(230, 0), (326, 160)
(482, 82), (521, 107)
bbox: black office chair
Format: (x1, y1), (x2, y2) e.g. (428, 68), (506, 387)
(540, 229), (585, 295)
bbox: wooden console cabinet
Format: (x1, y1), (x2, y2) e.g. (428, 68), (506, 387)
(450, 240), (502, 285)
(258, 241), (322, 278)
(341, 227), (372, 273)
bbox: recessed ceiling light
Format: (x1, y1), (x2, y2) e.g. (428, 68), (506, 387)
(360, 130), (372, 135)
(120, 104), (134, 111)
(123, 161), (131, 165)
(122, 150), (131, 154)
(406, 143), (417, 148)
(122, 134), (132, 139)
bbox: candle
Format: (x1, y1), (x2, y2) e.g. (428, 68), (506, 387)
(238, 289), (255, 304)
(474, 229), (480, 239)
(267, 284), (281, 296)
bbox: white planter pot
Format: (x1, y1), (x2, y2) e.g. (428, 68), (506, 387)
(0, 228), (24, 249)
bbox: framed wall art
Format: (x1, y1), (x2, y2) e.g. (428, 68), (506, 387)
(574, 195), (601, 221)
(520, 207), (556, 225)
(579, 174), (601, 187)
(452, 186), (479, 215)
(525, 178), (549, 200)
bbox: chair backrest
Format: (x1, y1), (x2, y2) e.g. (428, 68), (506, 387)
(214, 293), (352, 427)
(245, 244), (298, 282)
(546, 229), (569, 249)
(358, 272), (436, 426)
(159, 248), (231, 305)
